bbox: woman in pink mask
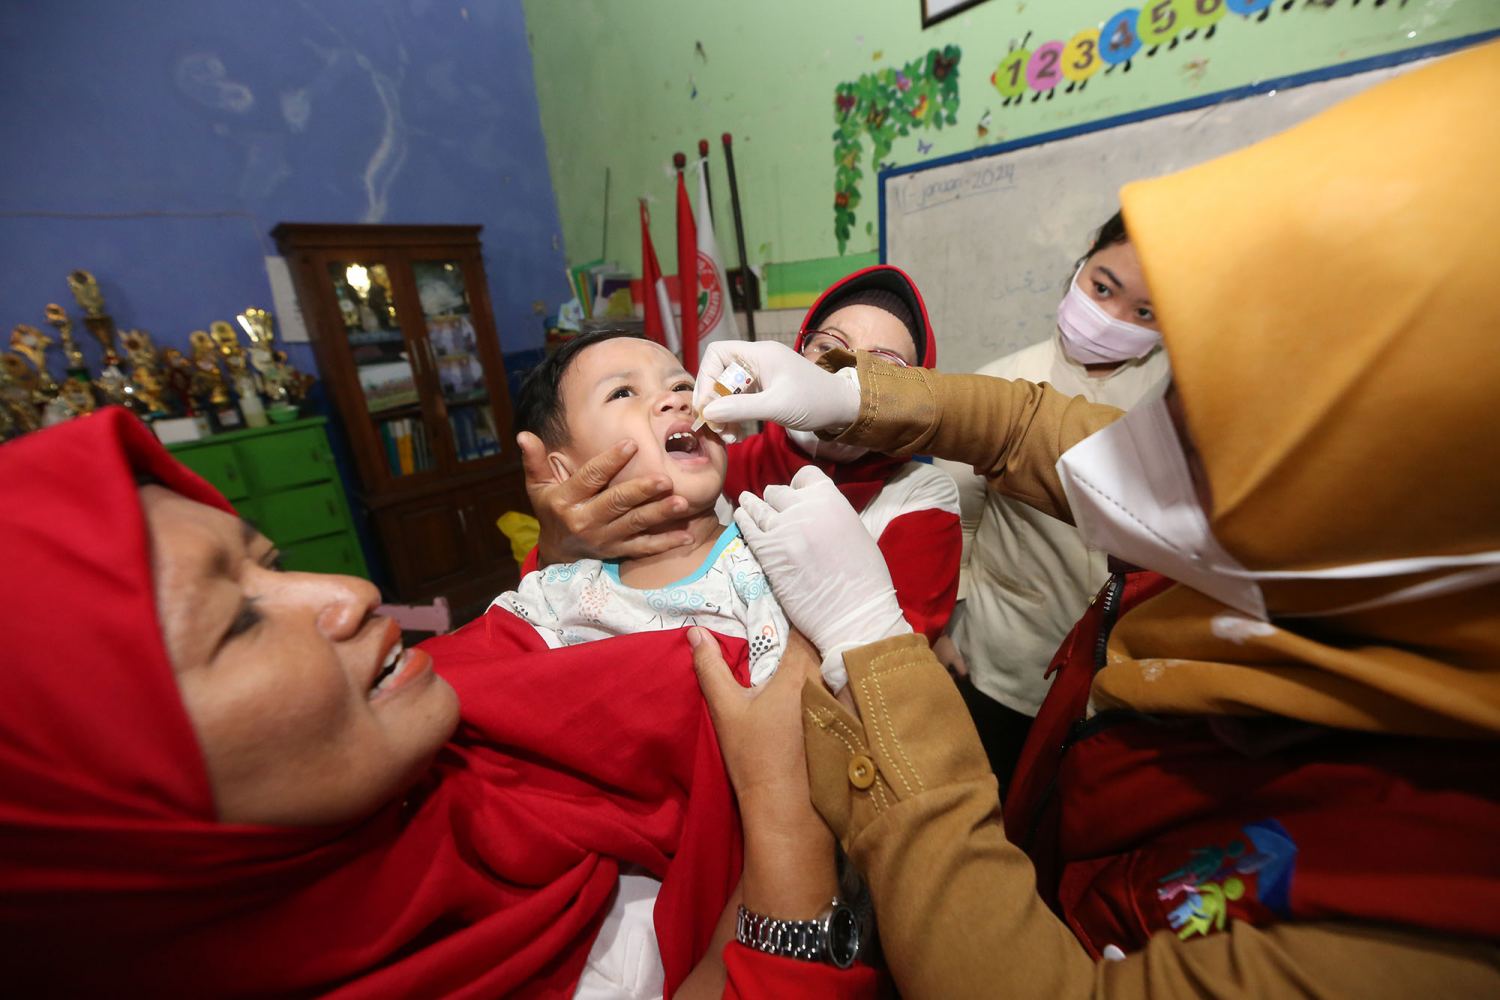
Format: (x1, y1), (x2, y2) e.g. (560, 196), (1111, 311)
(932, 211), (1170, 794)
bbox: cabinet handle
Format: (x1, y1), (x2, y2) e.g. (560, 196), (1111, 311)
(458, 507), (468, 533)
(326, 499), (337, 517)
(310, 449), (324, 464)
(225, 467), (238, 481)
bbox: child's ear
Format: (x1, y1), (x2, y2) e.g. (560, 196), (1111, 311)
(547, 450), (575, 483)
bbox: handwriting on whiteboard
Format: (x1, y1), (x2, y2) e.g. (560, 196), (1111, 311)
(893, 161), (1017, 215)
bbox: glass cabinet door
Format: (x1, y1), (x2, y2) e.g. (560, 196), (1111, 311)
(411, 259), (502, 465)
(326, 259), (435, 479)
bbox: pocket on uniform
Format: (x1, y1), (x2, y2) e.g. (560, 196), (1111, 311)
(977, 559), (1046, 607)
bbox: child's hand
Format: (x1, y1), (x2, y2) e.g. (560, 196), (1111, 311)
(519, 432), (697, 564)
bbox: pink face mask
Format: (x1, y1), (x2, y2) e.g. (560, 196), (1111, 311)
(1056, 265), (1163, 365)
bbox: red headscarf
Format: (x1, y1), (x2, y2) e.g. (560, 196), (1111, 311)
(0, 408), (745, 996)
(723, 265), (939, 512)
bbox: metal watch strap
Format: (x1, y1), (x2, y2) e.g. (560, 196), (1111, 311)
(735, 898), (857, 967)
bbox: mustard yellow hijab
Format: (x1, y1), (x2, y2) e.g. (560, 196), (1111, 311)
(1096, 40), (1500, 738)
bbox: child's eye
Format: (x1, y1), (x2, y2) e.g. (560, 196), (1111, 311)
(607, 386), (635, 401)
(672, 380), (693, 393)
(1092, 281), (1111, 298)
(1136, 306), (1155, 322)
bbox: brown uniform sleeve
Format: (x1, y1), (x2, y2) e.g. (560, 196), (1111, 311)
(802, 635), (1500, 999)
(817, 349), (1122, 523)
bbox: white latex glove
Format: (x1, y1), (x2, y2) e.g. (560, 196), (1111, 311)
(694, 341), (861, 440)
(734, 465), (911, 691)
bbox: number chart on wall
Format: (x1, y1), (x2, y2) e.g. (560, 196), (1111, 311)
(878, 41), (1472, 377)
(992, 0), (1281, 107)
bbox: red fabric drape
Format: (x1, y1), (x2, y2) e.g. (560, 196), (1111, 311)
(0, 408), (747, 998)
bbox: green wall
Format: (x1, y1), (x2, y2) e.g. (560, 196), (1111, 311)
(524, 0), (1497, 304)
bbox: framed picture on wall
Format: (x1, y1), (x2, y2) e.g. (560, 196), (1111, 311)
(922, 0), (990, 28)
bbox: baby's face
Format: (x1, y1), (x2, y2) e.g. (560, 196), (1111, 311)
(550, 338), (727, 515)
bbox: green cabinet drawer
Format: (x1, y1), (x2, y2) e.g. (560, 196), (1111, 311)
(255, 481), (347, 544)
(236, 427), (334, 493)
(281, 532), (367, 577)
(172, 445), (251, 501)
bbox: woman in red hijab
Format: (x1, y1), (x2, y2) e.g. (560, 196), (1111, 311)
(522, 266), (961, 644)
(0, 408), (875, 998)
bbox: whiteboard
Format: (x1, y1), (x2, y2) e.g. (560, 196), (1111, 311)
(879, 44), (1465, 376)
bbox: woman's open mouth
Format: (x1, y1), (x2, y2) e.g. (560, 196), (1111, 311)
(370, 626), (434, 700)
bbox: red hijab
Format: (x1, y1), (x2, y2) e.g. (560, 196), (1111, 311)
(722, 265), (939, 512)
(0, 408), (745, 997)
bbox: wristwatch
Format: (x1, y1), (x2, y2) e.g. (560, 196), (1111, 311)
(735, 898), (861, 969)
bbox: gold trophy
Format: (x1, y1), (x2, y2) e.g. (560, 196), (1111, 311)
(129, 364), (169, 416)
(44, 304), (88, 379)
(209, 320), (249, 380)
(66, 270), (107, 318)
(119, 328), (157, 368)
(237, 306), (290, 402)
(10, 324), (60, 396)
(57, 378), (96, 418)
(118, 329), (168, 415)
(0, 353), (43, 434)
(160, 348), (198, 414)
(188, 330), (230, 405)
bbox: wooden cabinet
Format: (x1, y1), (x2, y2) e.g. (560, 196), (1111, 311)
(168, 418), (369, 579)
(272, 223), (527, 606)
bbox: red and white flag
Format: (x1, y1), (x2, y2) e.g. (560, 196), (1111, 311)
(638, 200), (678, 353)
(691, 157), (740, 363)
(675, 167), (699, 371)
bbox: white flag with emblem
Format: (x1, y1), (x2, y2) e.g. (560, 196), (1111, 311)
(692, 157), (739, 362)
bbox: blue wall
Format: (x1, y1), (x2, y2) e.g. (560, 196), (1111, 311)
(0, 0), (566, 380)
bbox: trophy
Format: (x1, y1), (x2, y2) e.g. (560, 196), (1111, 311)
(129, 364), (169, 416)
(44, 304), (88, 380)
(120, 328), (157, 368)
(57, 378), (96, 418)
(160, 348), (198, 414)
(237, 306), (289, 402)
(67, 271), (117, 362)
(188, 330), (230, 405)
(209, 320), (249, 379)
(0, 353), (43, 434)
(93, 358), (131, 408)
(67, 269), (107, 318)
(10, 324), (60, 396)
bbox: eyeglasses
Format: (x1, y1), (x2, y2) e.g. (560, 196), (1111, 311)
(801, 330), (911, 368)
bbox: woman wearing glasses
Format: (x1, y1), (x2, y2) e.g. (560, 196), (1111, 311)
(718, 266), (961, 643)
(519, 265), (961, 646)
(932, 212), (1170, 795)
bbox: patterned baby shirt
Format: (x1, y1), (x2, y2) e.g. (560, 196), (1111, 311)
(492, 523), (788, 683)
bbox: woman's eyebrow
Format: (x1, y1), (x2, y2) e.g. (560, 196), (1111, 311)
(1094, 265), (1124, 290)
(207, 518), (266, 579)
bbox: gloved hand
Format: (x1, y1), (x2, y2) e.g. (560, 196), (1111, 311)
(734, 465), (911, 691)
(694, 341), (861, 439)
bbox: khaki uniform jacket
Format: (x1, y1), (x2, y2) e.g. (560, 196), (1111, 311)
(800, 353), (1500, 999)
(936, 336), (1167, 715)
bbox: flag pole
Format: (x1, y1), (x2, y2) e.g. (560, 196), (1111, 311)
(721, 132), (757, 342)
(697, 139), (714, 228)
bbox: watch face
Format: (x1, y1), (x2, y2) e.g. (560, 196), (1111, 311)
(827, 906), (860, 968)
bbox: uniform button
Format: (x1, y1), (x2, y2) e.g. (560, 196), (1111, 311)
(848, 754), (876, 790)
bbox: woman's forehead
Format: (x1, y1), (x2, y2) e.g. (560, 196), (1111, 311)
(818, 303), (916, 358)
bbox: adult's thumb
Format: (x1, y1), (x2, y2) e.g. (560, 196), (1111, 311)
(688, 626), (737, 707)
